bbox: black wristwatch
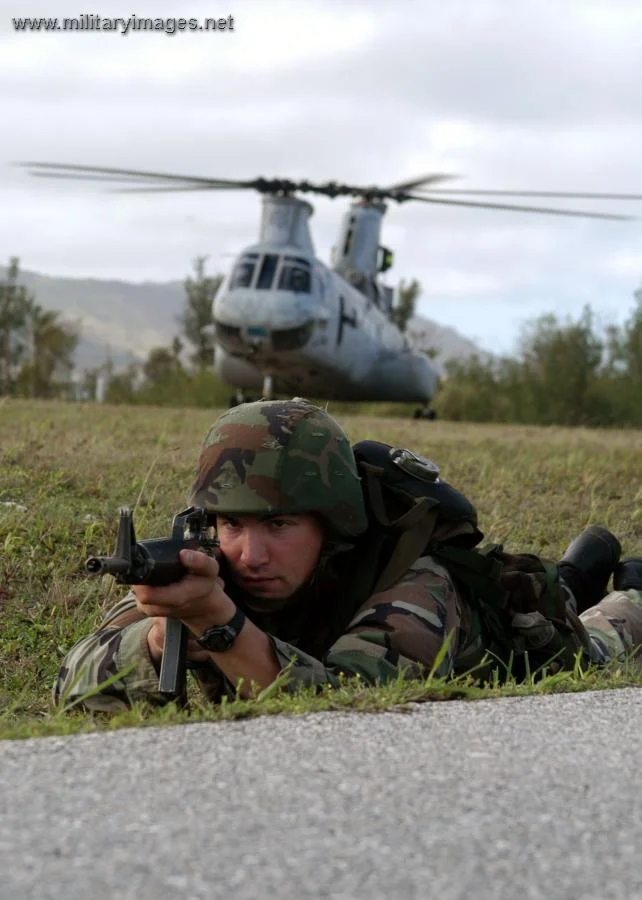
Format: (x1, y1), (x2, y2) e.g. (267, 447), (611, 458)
(196, 607), (246, 653)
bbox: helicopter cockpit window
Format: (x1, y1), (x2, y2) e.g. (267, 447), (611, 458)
(278, 256), (311, 293)
(230, 254), (258, 289)
(256, 254), (279, 290)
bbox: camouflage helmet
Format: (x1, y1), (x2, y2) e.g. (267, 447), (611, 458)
(188, 398), (369, 538)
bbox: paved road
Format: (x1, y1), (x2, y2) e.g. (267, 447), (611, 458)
(2, 688), (642, 900)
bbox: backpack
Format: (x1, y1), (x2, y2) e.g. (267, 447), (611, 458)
(350, 439), (593, 679)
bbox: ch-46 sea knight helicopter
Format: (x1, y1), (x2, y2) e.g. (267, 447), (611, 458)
(18, 161), (640, 417)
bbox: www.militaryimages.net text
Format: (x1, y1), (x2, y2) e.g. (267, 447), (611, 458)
(12, 14), (235, 34)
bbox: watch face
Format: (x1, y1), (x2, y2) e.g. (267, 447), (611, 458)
(197, 608), (245, 652)
(200, 626), (235, 652)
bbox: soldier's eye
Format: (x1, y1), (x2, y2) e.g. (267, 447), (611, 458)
(219, 517), (239, 529)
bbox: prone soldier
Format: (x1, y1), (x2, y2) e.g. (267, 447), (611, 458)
(54, 398), (642, 712)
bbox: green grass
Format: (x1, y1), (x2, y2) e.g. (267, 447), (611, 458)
(1, 397), (642, 740)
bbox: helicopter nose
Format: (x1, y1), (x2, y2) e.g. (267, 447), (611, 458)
(214, 319), (315, 354)
(248, 320), (315, 352)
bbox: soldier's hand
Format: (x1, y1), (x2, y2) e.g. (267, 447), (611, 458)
(134, 548), (236, 636)
(146, 616), (212, 668)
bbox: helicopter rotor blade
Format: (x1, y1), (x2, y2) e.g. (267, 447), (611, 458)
(14, 162), (638, 216)
(16, 163), (441, 199)
(16, 162), (321, 197)
(385, 173), (458, 192)
(25, 171), (175, 183)
(109, 184), (244, 193)
(411, 188), (642, 201)
(17, 161), (256, 189)
(24, 172), (252, 194)
(405, 193), (632, 220)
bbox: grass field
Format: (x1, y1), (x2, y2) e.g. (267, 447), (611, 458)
(1, 397), (642, 740)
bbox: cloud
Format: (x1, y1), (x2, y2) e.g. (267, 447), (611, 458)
(2, 0), (642, 355)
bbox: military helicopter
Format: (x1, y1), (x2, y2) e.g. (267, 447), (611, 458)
(17, 161), (641, 417)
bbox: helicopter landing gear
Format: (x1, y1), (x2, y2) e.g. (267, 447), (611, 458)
(262, 374), (274, 401)
(413, 405), (437, 421)
(228, 388), (248, 408)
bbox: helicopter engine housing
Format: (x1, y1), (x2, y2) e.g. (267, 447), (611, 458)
(331, 201), (386, 300)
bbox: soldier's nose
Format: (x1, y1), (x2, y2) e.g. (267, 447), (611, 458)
(240, 530), (269, 567)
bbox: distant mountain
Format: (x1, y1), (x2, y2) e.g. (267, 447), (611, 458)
(1, 266), (489, 374)
(0, 266), (184, 370)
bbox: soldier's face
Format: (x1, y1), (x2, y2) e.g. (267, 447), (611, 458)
(216, 513), (324, 600)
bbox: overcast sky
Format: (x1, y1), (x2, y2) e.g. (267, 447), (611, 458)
(2, 0), (642, 355)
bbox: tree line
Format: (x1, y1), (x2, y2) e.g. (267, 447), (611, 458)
(1, 256), (641, 427)
(435, 301), (642, 427)
(0, 258), (79, 398)
(89, 256), (231, 407)
(0, 256), (232, 406)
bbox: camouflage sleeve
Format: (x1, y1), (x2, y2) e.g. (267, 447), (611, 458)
(268, 555), (464, 691)
(579, 588), (642, 664)
(52, 592), (167, 712)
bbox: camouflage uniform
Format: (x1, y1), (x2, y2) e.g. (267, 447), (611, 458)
(53, 399), (642, 712)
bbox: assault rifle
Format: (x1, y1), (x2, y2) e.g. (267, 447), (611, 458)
(85, 506), (219, 704)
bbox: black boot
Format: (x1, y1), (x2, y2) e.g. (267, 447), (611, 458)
(558, 525), (622, 615)
(613, 558), (642, 592)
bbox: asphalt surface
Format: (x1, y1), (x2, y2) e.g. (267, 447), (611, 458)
(2, 688), (642, 900)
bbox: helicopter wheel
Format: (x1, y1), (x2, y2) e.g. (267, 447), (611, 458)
(229, 389), (252, 408)
(413, 407), (437, 421)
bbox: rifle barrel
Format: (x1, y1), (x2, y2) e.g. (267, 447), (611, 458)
(85, 556), (131, 576)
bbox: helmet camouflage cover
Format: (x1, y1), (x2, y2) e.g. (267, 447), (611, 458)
(189, 398), (369, 538)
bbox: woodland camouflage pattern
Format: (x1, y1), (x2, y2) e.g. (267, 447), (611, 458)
(52, 554), (499, 709)
(53, 398), (642, 710)
(189, 398), (369, 537)
(53, 564), (642, 711)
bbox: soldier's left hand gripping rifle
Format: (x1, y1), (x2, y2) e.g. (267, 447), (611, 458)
(84, 506), (219, 706)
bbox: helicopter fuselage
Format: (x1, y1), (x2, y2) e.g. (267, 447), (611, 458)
(18, 161), (636, 411)
(212, 242), (438, 402)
